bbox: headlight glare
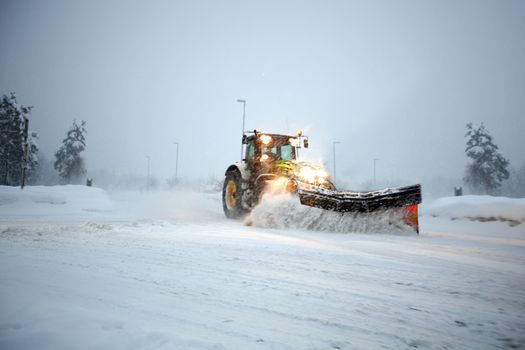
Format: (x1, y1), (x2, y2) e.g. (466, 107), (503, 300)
(298, 167), (316, 183)
(296, 165), (329, 184)
(260, 134), (272, 145)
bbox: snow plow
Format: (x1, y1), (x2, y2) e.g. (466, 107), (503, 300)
(222, 130), (422, 232)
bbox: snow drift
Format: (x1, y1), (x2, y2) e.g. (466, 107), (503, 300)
(425, 195), (525, 226)
(0, 185), (224, 223)
(0, 185), (115, 219)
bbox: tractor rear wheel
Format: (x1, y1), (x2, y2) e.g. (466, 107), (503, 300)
(222, 171), (245, 218)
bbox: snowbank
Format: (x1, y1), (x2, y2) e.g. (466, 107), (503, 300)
(424, 195), (525, 225)
(0, 185), (115, 219)
(0, 185), (225, 223)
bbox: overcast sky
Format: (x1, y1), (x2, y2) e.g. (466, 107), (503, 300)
(1, 0), (524, 187)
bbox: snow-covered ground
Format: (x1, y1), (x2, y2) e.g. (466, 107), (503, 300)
(1, 186), (524, 349)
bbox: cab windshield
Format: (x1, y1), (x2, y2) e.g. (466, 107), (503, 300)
(262, 144), (295, 161)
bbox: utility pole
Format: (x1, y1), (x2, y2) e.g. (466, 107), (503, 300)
(173, 142), (179, 182)
(20, 117), (29, 189)
(373, 158), (379, 188)
(146, 155), (150, 191)
(333, 141), (340, 186)
(237, 99), (246, 160)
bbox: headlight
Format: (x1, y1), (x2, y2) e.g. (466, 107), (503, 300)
(296, 165), (329, 184)
(298, 167), (316, 183)
(260, 134), (272, 145)
(288, 137), (299, 147)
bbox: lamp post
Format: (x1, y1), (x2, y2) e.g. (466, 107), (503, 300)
(146, 155), (150, 191)
(173, 142), (179, 182)
(333, 141), (340, 186)
(373, 158), (379, 188)
(237, 99), (246, 160)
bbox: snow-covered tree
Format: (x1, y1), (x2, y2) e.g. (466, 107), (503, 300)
(54, 120), (87, 184)
(464, 122), (509, 194)
(0, 92), (39, 186)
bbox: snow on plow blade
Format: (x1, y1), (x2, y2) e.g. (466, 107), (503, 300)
(298, 184), (422, 233)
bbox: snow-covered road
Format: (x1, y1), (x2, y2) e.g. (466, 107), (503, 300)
(1, 187), (524, 349)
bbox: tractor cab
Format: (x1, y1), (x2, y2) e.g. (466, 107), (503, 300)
(242, 131), (308, 172)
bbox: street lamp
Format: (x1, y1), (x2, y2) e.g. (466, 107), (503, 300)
(373, 158), (379, 188)
(237, 99), (246, 160)
(146, 155), (150, 191)
(333, 141), (341, 186)
(173, 142), (179, 182)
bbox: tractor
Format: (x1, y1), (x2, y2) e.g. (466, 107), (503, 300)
(222, 130), (422, 232)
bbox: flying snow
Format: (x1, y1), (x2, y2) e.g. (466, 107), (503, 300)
(245, 179), (410, 233)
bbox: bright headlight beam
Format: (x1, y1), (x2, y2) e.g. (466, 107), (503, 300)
(318, 169), (328, 178)
(299, 167), (316, 183)
(260, 134), (272, 145)
(297, 165), (329, 184)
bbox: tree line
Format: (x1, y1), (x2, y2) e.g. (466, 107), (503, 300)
(0, 92), (87, 186)
(1, 92), (524, 196)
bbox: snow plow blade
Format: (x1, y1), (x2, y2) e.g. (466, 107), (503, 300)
(298, 184), (422, 233)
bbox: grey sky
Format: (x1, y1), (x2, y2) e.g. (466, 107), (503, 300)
(1, 0), (524, 186)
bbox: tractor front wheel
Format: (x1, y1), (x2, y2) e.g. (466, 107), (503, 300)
(222, 171), (245, 219)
